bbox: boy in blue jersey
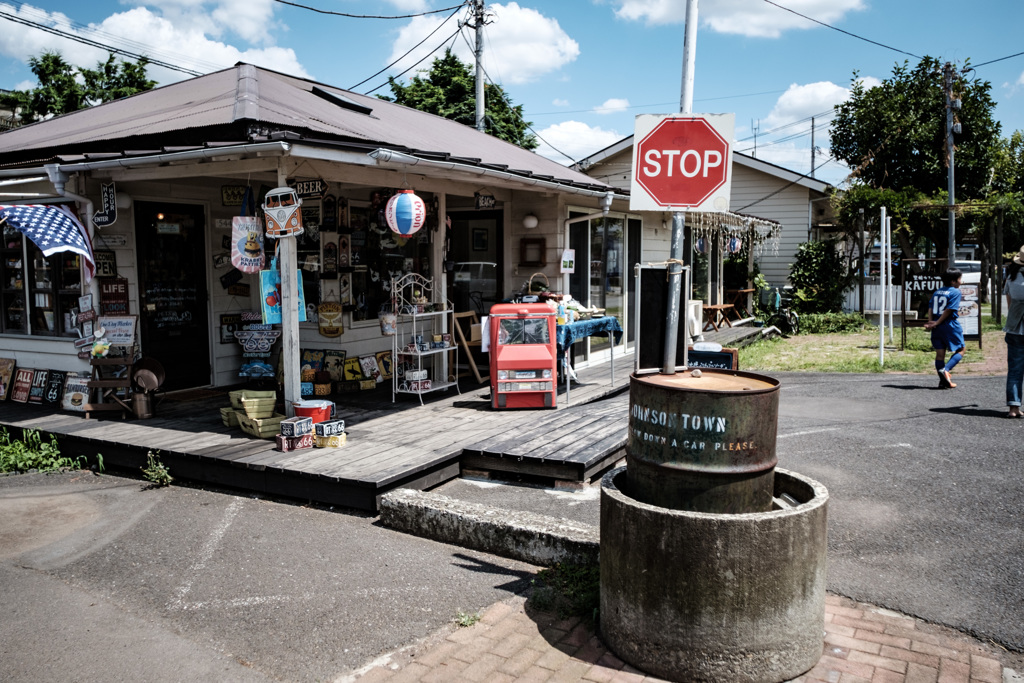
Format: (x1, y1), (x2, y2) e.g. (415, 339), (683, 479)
(923, 268), (965, 389)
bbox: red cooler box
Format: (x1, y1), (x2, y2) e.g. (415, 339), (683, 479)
(489, 303), (557, 409)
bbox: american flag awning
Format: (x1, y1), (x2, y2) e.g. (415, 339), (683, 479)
(0, 204), (95, 282)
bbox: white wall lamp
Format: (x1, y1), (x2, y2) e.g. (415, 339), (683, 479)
(522, 213), (539, 229)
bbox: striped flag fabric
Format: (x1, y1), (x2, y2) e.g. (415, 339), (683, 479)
(0, 204), (95, 281)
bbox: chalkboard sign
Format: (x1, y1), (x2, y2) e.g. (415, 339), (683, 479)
(687, 347), (739, 370)
(634, 264), (690, 374)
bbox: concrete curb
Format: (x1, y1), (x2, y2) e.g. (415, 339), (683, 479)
(379, 488), (599, 567)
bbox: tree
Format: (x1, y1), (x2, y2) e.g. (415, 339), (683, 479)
(0, 51), (155, 124)
(829, 56), (1004, 267)
(379, 50), (538, 150)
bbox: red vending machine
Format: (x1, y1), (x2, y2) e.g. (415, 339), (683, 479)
(489, 303), (557, 409)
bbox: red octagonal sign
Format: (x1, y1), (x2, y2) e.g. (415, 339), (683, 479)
(631, 114), (734, 211)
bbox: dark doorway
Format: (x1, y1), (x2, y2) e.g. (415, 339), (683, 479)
(447, 210), (503, 317)
(134, 201), (211, 390)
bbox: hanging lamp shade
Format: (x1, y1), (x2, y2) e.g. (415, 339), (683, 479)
(385, 190), (426, 236)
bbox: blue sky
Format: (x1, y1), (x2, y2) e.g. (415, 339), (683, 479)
(1, 0), (1023, 187)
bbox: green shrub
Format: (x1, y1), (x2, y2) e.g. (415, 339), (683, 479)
(798, 312), (867, 334)
(789, 240), (851, 314)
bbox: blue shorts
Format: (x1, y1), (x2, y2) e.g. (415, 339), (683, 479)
(931, 320), (965, 352)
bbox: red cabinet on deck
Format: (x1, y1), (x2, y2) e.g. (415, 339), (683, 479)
(488, 303), (557, 409)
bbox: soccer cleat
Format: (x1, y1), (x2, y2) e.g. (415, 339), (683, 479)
(938, 369), (957, 389)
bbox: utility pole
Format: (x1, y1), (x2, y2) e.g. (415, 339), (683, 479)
(944, 61), (959, 266)
(473, 0), (486, 133)
(810, 117), (816, 178)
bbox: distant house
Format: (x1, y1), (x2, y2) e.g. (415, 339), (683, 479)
(574, 136), (836, 289)
(0, 89), (20, 130)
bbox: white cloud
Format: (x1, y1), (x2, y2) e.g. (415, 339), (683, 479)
(388, 2), (579, 85)
(552, 98), (570, 107)
(594, 98), (630, 114)
(0, 3), (310, 85)
(612, 0), (865, 39)
(533, 120), (624, 165)
(386, 0), (430, 10)
(118, 0), (277, 45)
(762, 81), (849, 129)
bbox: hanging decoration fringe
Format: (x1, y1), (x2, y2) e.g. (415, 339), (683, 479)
(685, 210), (781, 258)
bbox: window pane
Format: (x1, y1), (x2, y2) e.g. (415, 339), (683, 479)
(498, 318), (550, 345)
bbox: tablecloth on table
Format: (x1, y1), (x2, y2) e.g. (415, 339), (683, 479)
(556, 316), (623, 351)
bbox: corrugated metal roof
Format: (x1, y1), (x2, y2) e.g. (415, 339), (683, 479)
(0, 63), (611, 193)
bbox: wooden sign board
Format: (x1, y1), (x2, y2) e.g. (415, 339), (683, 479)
(98, 315), (137, 346)
(686, 347), (739, 370)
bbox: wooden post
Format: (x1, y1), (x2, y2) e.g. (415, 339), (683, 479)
(277, 163), (300, 416)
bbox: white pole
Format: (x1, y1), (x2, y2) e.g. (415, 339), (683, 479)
(663, 0), (698, 374)
(278, 163), (301, 416)
(886, 215), (894, 343)
(879, 206), (886, 366)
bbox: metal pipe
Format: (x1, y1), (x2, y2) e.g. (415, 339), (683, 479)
(0, 142), (291, 177)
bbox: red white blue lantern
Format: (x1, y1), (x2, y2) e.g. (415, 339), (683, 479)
(385, 190), (426, 236)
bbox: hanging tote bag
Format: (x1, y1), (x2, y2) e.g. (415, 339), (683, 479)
(260, 249), (307, 325)
(231, 187), (264, 274)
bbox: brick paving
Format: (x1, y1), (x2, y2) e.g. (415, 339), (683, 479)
(343, 594), (1018, 683)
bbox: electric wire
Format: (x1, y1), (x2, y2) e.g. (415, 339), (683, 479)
(2, 4), (225, 74)
(455, 26), (576, 163)
(762, 0), (921, 59)
(272, 0), (468, 19)
(349, 4), (466, 90)
(972, 50), (1024, 69)
(738, 155), (836, 211)
(736, 109), (835, 142)
(362, 24), (465, 95)
(0, 8), (203, 76)
(529, 90), (790, 117)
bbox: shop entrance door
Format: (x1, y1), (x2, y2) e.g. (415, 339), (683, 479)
(134, 201), (211, 390)
(447, 210), (503, 318)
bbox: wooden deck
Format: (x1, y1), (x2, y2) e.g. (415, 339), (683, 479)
(0, 326), (764, 513)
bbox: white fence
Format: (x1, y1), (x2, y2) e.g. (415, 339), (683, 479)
(843, 285), (913, 316)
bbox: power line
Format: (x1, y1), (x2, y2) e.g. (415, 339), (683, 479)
(738, 155), (835, 211)
(973, 50), (1024, 69)
(272, 0), (468, 19)
(0, 9), (203, 76)
(362, 24), (465, 95)
(349, 4), (466, 90)
(736, 109), (834, 142)
(762, 0), (921, 60)
(529, 89), (790, 117)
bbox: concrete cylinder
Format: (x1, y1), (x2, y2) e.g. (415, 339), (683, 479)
(600, 467), (828, 683)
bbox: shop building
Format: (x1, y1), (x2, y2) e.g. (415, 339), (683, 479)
(0, 64), (632, 393)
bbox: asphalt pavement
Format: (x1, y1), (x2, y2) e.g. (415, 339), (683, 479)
(0, 370), (1021, 682)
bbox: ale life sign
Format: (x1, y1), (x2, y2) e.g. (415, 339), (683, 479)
(630, 113), (734, 212)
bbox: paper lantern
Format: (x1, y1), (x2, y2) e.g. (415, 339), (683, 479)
(385, 190), (426, 236)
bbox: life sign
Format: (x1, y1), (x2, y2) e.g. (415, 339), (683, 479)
(630, 113), (734, 212)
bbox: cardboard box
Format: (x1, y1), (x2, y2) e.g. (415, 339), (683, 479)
(470, 324), (482, 342)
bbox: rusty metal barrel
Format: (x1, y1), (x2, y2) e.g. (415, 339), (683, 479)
(626, 369), (780, 513)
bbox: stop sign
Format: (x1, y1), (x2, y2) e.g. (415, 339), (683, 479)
(630, 114), (734, 212)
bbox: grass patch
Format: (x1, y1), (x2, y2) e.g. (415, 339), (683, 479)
(0, 428), (86, 473)
(454, 610), (481, 628)
(528, 561), (600, 624)
(740, 315), (1003, 374)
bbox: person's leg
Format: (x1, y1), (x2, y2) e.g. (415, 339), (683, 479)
(944, 347), (964, 372)
(1006, 334), (1024, 416)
